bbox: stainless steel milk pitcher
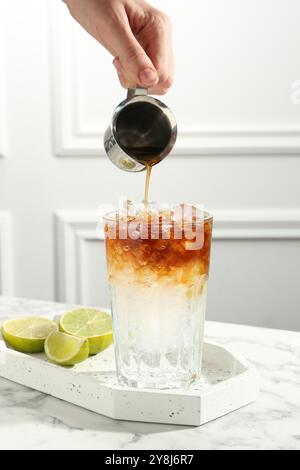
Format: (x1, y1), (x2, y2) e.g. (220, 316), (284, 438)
(104, 88), (177, 172)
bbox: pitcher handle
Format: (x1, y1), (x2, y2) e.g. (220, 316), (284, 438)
(127, 87), (148, 100)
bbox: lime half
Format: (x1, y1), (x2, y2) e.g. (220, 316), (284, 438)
(59, 308), (113, 355)
(1, 316), (57, 353)
(45, 330), (89, 366)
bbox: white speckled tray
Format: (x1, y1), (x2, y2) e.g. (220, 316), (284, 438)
(0, 316), (258, 426)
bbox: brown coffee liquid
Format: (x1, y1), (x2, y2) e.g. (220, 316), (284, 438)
(144, 164), (152, 210)
(122, 147), (163, 211)
(122, 147), (166, 166)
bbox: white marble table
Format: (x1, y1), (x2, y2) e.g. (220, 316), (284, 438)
(0, 297), (299, 450)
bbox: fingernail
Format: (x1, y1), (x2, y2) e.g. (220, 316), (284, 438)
(139, 68), (158, 86)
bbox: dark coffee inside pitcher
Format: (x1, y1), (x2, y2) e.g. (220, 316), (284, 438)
(115, 102), (172, 166)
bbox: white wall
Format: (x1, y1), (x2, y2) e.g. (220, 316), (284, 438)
(0, 0), (300, 331)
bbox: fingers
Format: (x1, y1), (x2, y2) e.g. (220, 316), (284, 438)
(144, 10), (174, 94)
(149, 50), (174, 95)
(113, 57), (131, 88)
(112, 56), (156, 90)
(119, 40), (159, 88)
(65, 0), (173, 94)
(108, 10), (159, 88)
(108, 5), (173, 94)
(113, 54), (173, 95)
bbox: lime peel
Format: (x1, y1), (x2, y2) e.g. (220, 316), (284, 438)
(1, 317), (57, 353)
(45, 330), (89, 366)
(59, 308), (113, 355)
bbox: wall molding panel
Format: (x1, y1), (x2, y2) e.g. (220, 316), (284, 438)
(0, 26), (7, 159)
(0, 213), (14, 296)
(55, 211), (105, 304)
(50, 3), (300, 157)
(211, 209), (300, 239)
(55, 209), (300, 304)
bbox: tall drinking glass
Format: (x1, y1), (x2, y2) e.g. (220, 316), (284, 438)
(104, 206), (213, 389)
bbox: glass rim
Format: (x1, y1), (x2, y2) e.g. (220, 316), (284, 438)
(103, 210), (213, 225)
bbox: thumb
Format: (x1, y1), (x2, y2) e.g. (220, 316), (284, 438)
(112, 30), (159, 88)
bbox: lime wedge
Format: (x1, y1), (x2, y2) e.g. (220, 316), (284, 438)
(1, 317), (57, 353)
(45, 330), (89, 366)
(59, 308), (113, 355)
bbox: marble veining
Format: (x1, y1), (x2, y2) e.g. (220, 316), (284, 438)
(0, 296), (299, 450)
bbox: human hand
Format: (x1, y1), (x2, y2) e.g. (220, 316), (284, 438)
(64, 0), (173, 94)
